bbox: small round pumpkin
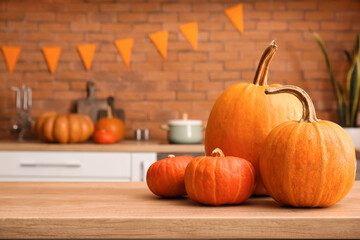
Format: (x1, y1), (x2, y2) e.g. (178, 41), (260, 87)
(260, 85), (356, 207)
(184, 148), (255, 206)
(93, 130), (117, 144)
(146, 155), (195, 198)
(205, 41), (303, 195)
(95, 106), (125, 142)
(35, 112), (94, 144)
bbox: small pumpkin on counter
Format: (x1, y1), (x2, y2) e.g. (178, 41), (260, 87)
(95, 105), (125, 142)
(260, 85), (356, 207)
(184, 148), (255, 206)
(204, 41), (303, 195)
(146, 155), (195, 198)
(35, 112), (94, 144)
(93, 130), (117, 144)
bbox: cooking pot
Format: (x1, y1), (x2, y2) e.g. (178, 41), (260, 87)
(162, 114), (203, 144)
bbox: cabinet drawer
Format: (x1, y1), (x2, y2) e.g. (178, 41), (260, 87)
(0, 151), (131, 180)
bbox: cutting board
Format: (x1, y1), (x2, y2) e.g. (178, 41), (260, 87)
(76, 81), (107, 124)
(97, 96), (125, 122)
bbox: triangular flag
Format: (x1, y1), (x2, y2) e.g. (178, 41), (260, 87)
(225, 4), (244, 33)
(2, 46), (21, 73)
(179, 22), (198, 50)
(42, 47), (61, 74)
(115, 38), (133, 67)
(77, 44), (96, 71)
(149, 31), (168, 59)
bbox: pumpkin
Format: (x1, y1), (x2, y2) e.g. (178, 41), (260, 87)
(184, 148), (255, 206)
(146, 155), (195, 197)
(35, 112), (94, 144)
(95, 106), (125, 142)
(93, 130), (117, 144)
(204, 41), (303, 195)
(260, 85), (356, 207)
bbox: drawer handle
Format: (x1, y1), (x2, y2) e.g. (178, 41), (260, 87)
(20, 161), (82, 168)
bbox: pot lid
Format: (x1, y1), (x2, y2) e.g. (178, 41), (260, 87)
(168, 112), (202, 126)
(168, 119), (202, 126)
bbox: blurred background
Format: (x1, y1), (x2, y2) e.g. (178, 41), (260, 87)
(0, 0), (359, 141)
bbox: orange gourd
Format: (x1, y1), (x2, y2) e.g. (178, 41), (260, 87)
(95, 106), (125, 142)
(260, 85), (356, 207)
(205, 41), (303, 195)
(146, 155), (195, 197)
(184, 148), (255, 206)
(35, 112), (94, 144)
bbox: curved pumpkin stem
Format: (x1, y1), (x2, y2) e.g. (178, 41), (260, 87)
(265, 85), (319, 123)
(168, 154), (175, 158)
(212, 148), (225, 157)
(253, 40), (277, 86)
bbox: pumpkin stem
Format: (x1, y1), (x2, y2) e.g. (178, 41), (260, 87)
(212, 148), (225, 157)
(168, 154), (175, 158)
(107, 105), (113, 118)
(253, 40), (277, 86)
(265, 85), (319, 123)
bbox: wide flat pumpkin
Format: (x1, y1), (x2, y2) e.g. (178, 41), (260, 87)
(35, 113), (94, 144)
(184, 148), (255, 206)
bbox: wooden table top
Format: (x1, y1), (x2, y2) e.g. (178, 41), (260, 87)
(0, 181), (359, 239)
(0, 140), (205, 153)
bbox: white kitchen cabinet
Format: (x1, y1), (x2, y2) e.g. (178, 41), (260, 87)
(131, 153), (157, 182)
(0, 151), (156, 182)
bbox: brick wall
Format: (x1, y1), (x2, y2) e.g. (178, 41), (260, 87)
(0, 0), (359, 141)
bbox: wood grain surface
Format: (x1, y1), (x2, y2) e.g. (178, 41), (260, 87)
(0, 181), (359, 239)
(0, 140), (205, 153)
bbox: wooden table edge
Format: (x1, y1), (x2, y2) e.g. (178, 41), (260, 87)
(1, 217), (359, 239)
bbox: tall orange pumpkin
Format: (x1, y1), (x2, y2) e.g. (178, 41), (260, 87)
(205, 41), (303, 195)
(184, 148), (255, 206)
(35, 112), (94, 144)
(260, 85), (356, 207)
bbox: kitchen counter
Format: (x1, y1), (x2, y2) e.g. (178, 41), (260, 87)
(0, 182), (359, 239)
(0, 140), (205, 153)
(1, 140), (359, 156)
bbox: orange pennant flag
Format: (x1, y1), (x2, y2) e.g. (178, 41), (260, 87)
(2, 46), (21, 73)
(179, 22), (198, 50)
(225, 4), (244, 33)
(77, 44), (96, 71)
(149, 31), (168, 59)
(115, 38), (134, 67)
(42, 47), (61, 74)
